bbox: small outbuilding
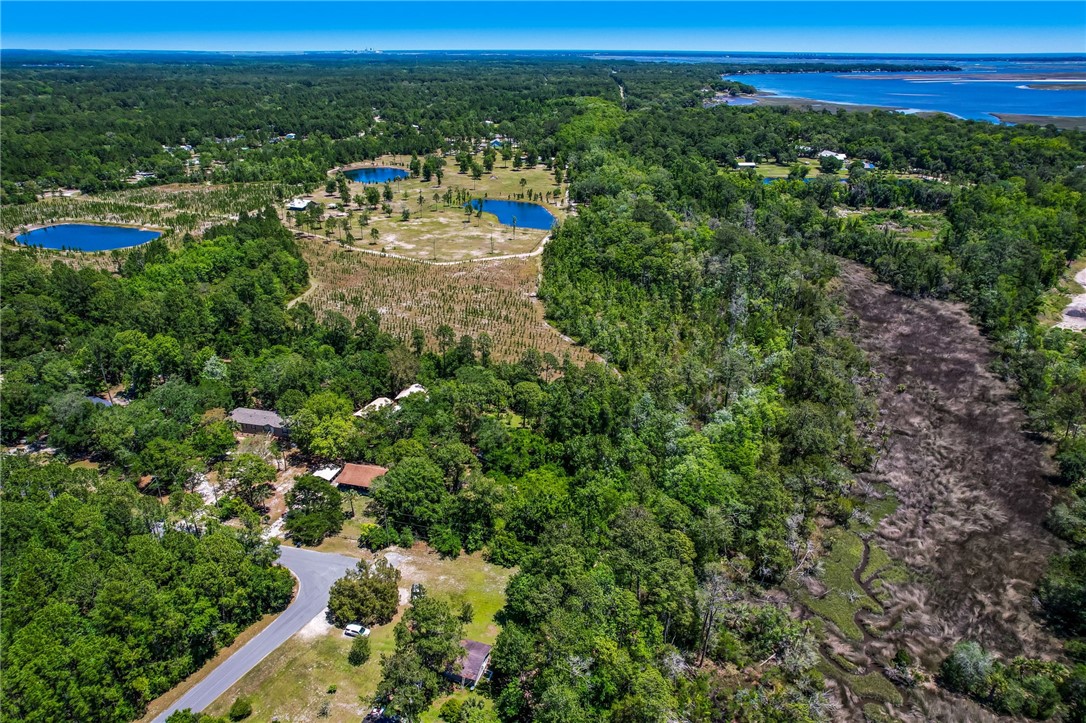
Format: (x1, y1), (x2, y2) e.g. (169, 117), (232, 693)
(448, 640), (493, 689)
(313, 465), (342, 482)
(334, 463), (387, 494)
(229, 408), (287, 437)
(287, 198), (311, 211)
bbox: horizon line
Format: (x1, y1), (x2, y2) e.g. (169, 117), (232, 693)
(6, 48), (1086, 56)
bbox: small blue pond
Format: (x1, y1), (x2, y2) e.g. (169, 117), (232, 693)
(15, 224), (162, 251)
(344, 167), (410, 184)
(466, 199), (556, 230)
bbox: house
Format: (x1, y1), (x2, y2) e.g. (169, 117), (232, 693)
(448, 640), (493, 689)
(818, 150), (848, 162)
(736, 162), (757, 168)
(229, 408), (287, 437)
(334, 463), (387, 494)
(395, 384), (428, 401)
(313, 465), (342, 482)
(353, 396), (397, 417)
(287, 198), (311, 211)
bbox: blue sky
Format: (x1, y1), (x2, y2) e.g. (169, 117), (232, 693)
(2, 1), (1084, 54)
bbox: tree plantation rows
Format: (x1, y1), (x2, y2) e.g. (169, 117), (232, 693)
(2, 53), (1086, 722)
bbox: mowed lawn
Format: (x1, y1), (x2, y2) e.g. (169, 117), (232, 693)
(204, 540), (513, 723)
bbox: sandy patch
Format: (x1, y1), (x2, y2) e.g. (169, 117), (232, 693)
(296, 609), (335, 641)
(1056, 266), (1086, 330)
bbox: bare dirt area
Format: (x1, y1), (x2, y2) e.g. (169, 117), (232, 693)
(829, 261), (1064, 720)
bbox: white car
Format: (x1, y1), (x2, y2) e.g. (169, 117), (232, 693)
(344, 623), (371, 638)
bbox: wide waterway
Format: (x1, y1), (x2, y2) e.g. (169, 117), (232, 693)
(724, 69), (1086, 122)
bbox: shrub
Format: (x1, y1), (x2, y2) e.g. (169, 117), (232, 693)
(327, 559), (401, 627)
(348, 634), (371, 666)
(228, 697), (253, 721)
(940, 642), (993, 696)
(358, 522), (396, 551)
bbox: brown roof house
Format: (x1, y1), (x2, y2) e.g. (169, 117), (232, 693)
(229, 408), (287, 438)
(448, 640), (492, 689)
(334, 463), (387, 494)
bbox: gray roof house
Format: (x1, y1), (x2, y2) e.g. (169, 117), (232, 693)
(229, 408), (287, 437)
(447, 640), (493, 689)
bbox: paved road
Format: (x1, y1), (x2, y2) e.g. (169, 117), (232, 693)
(152, 546), (357, 722)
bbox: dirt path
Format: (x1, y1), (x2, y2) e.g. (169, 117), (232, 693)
(834, 261), (1064, 720)
(1057, 266), (1086, 330)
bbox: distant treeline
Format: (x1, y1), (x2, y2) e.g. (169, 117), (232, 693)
(725, 62), (961, 73)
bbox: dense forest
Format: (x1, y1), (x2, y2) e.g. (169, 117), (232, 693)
(2, 53), (1086, 722)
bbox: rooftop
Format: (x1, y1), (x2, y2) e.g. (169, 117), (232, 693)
(335, 463), (388, 490)
(229, 407), (285, 428)
(395, 384), (428, 401)
(456, 640), (493, 683)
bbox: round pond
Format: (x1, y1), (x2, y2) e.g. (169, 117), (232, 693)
(467, 199), (555, 230)
(15, 224), (162, 251)
(344, 167), (410, 184)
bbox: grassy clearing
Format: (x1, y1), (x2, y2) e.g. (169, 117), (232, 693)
(749, 158), (846, 180)
(205, 546), (513, 722)
(296, 156), (565, 263)
(796, 529), (882, 642)
(817, 658), (903, 706)
(420, 689), (495, 723)
(296, 241), (596, 364)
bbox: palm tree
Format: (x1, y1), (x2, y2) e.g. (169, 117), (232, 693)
(343, 489), (359, 518)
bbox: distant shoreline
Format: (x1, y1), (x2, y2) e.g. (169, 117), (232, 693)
(743, 93), (1086, 129)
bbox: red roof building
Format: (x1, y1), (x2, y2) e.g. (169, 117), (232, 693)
(334, 463), (387, 492)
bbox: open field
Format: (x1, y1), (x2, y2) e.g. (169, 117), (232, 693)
(289, 155), (565, 262)
(204, 545), (512, 723)
(822, 261), (1064, 721)
(295, 239), (596, 364)
(2, 182), (290, 237)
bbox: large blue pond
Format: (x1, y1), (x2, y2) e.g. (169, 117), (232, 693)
(467, 199), (556, 230)
(724, 70), (1086, 123)
(344, 167), (410, 184)
(15, 224), (162, 251)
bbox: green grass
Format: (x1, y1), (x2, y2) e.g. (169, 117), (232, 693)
(817, 658), (903, 706)
(298, 156), (564, 262)
(862, 702), (902, 722)
(795, 529), (882, 642)
(205, 546), (512, 721)
(419, 689), (495, 723)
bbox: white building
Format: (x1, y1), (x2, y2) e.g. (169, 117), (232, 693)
(287, 198), (310, 211)
(395, 384), (428, 401)
(353, 396), (397, 417)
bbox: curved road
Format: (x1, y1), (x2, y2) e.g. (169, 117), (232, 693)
(153, 546), (357, 722)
